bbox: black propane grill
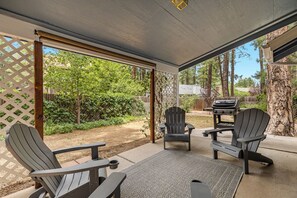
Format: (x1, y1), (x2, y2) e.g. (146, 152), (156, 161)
(212, 99), (240, 128)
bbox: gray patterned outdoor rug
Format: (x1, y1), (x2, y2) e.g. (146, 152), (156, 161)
(121, 150), (243, 198)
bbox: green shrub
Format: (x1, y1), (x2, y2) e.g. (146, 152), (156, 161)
(256, 94), (267, 111)
(44, 122), (74, 135)
(44, 100), (75, 123)
(234, 89), (250, 97)
(44, 116), (141, 135)
(179, 95), (199, 113)
(44, 94), (145, 123)
(240, 94), (267, 111)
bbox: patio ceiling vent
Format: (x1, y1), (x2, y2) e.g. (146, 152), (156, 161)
(171, 0), (188, 10)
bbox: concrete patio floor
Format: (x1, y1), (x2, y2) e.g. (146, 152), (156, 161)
(4, 129), (297, 198)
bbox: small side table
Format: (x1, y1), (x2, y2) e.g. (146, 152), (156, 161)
(191, 180), (212, 198)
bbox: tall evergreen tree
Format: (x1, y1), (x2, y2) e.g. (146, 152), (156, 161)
(266, 26), (295, 136)
(230, 49), (235, 96)
(252, 37), (266, 93)
(222, 51), (230, 97)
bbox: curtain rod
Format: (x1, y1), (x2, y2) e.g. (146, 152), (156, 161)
(35, 30), (156, 67)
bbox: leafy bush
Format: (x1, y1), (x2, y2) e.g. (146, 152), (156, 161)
(44, 99), (75, 123)
(179, 95), (199, 113)
(240, 94), (267, 111)
(293, 94), (297, 104)
(234, 89), (250, 97)
(256, 94), (267, 111)
(94, 94), (145, 119)
(44, 94), (145, 123)
(44, 116), (140, 135)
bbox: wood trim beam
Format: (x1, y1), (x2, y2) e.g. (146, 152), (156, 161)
(150, 69), (155, 143)
(35, 30), (156, 68)
(34, 40), (43, 189)
(34, 41), (43, 139)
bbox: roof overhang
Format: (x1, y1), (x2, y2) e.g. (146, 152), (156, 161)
(263, 25), (297, 64)
(0, 1), (296, 71)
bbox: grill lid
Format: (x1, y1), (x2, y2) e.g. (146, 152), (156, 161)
(212, 100), (236, 107)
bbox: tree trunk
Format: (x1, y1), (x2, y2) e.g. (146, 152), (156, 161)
(193, 66), (197, 85)
(132, 66), (136, 79)
(218, 56), (223, 91)
(230, 49), (235, 96)
(206, 62), (213, 106)
(76, 93), (81, 124)
(141, 68), (145, 81)
(259, 47), (265, 94)
(186, 70), (189, 84)
(222, 51), (230, 97)
(266, 27), (295, 136)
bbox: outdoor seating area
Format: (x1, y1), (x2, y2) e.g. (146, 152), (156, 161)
(160, 106), (195, 151)
(3, 128), (297, 198)
(203, 108), (273, 174)
(5, 123), (126, 198)
(0, 1), (297, 197)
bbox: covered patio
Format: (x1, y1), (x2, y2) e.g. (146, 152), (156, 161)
(1, 0), (297, 197)
(4, 131), (297, 197)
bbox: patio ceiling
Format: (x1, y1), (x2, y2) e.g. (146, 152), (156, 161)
(0, 0), (297, 71)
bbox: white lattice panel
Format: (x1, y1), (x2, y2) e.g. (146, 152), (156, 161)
(154, 71), (178, 138)
(0, 34), (34, 132)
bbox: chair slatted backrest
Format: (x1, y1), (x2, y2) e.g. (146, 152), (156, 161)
(232, 108), (270, 152)
(165, 107), (186, 134)
(5, 123), (62, 197)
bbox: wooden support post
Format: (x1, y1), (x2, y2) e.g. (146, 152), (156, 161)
(34, 40), (43, 189)
(34, 41), (44, 139)
(150, 69), (155, 143)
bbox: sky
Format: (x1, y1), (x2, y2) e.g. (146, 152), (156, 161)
(234, 41), (259, 79)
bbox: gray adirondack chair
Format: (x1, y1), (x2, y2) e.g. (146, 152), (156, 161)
(160, 107), (195, 151)
(203, 108), (273, 174)
(5, 123), (126, 198)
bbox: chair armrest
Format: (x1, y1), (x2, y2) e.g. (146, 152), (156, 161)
(53, 142), (106, 154)
(186, 123), (195, 129)
(159, 123), (166, 134)
(89, 172), (126, 198)
(237, 135), (266, 144)
(53, 142), (106, 160)
(203, 128), (234, 137)
(186, 123), (195, 134)
(29, 159), (109, 177)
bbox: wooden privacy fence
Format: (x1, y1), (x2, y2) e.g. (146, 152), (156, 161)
(190, 96), (259, 111)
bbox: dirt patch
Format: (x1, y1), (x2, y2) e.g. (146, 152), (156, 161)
(0, 178), (34, 198)
(186, 112), (235, 129)
(186, 115), (214, 128)
(45, 120), (148, 163)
